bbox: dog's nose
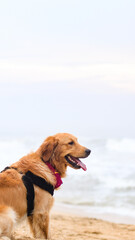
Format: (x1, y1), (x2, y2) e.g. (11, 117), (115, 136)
(85, 149), (91, 156)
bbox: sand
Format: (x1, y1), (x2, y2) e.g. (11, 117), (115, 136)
(12, 212), (135, 240)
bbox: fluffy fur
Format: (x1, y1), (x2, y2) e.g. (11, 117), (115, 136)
(0, 133), (90, 239)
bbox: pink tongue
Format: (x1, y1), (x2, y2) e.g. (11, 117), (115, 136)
(77, 160), (87, 171)
(71, 156), (87, 171)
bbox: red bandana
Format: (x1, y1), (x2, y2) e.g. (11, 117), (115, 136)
(46, 162), (63, 189)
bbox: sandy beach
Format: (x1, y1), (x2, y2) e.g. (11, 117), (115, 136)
(12, 211), (135, 240)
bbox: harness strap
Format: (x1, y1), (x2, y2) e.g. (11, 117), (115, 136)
(23, 172), (54, 216)
(1, 167), (54, 216)
(22, 174), (35, 216)
(1, 166), (19, 173)
(25, 171), (54, 196)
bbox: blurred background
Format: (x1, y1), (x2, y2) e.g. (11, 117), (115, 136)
(0, 0), (135, 223)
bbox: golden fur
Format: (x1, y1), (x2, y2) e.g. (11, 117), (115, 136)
(0, 133), (90, 239)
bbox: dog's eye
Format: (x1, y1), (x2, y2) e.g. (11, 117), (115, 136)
(68, 141), (74, 145)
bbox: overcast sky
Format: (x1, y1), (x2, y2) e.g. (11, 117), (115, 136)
(0, 0), (135, 138)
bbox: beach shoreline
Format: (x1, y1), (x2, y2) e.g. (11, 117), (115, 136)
(53, 201), (135, 225)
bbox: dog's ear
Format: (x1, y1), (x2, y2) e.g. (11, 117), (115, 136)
(37, 136), (59, 162)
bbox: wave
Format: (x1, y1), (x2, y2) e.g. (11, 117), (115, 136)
(106, 138), (135, 153)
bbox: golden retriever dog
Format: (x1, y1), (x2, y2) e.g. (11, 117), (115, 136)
(0, 133), (90, 240)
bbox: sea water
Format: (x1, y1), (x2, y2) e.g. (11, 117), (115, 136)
(0, 136), (135, 223)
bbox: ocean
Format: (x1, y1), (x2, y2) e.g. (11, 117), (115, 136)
(0, 135), (135, 224)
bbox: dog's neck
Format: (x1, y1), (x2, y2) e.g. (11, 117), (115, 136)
(45, 162), (63, 188)
(41, 158), (63, 188)
(41, 155), (67, 178)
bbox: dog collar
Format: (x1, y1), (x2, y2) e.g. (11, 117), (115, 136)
(45, 162), (63, 189)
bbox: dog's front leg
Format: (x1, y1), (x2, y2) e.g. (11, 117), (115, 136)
(28, 212), (51, 239)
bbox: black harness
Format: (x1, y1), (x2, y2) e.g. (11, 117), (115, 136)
(1, 167), (54, 216)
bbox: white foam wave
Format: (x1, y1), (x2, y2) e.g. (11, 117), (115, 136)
(106, 138), (135, 153)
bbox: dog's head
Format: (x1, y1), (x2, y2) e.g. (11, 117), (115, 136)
(37, 133), (91, 177)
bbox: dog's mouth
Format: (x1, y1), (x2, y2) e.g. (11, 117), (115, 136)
(65, 155), (87, 171)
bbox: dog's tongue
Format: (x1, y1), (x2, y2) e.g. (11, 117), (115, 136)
(72, 156), (87, 171)
(77, 160), (87, 171)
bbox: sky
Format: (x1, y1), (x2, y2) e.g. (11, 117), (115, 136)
(0, 0), (135, 138)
